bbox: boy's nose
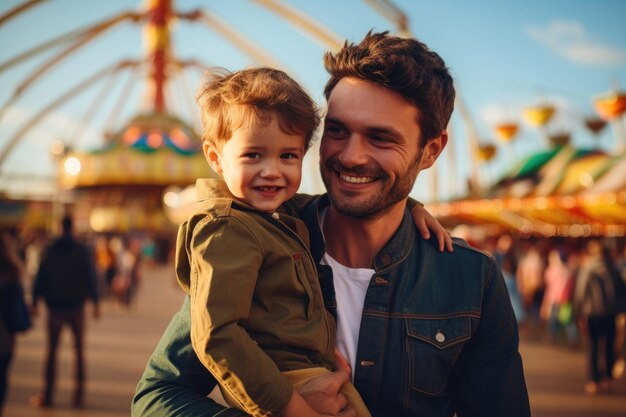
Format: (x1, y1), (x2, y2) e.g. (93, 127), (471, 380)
(260, 160), (281, 178)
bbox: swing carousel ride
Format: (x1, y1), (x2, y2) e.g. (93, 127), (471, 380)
(429, 89), (626, 238)
(0, 0), (625, 237)
(0, 0), (411, 233)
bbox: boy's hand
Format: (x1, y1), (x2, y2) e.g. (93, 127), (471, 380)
(411, 204), (453, 252)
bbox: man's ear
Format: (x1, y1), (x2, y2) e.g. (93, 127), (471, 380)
(203, 142), (222, 175)
(420, 130), (448, 170)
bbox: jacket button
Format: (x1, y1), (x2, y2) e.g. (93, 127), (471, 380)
(360, 360), (375, 367)
(374, 276), (388, 285)
(379, 253), (392, 266)
(435, 331), (446, 343)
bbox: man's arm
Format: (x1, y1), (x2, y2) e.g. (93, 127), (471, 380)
(132, 296), (249, 417)
(449, 259), (531, 416)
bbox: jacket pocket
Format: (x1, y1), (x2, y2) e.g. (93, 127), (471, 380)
(405, 316), (471, 396)
(293, 253), (314, 318)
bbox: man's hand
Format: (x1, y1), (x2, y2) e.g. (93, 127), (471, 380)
(411, 204), (453, 252)
(297, 369), (355, 416)
(334, 348), (351, 375)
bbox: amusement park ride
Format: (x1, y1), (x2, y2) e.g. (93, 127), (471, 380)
(0, 0), (412, 233)
(0, 0), (625, 237)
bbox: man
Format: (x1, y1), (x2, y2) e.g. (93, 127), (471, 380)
(31, 216), (100, 408)
(573, 240), (624, 394)
(132, 31), (530, 416)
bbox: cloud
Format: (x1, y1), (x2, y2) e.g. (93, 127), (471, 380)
(526, 20), (626, 66)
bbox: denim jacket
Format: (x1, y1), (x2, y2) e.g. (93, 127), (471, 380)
(303, 196), (530, 417)
(132, 194), (530, 417)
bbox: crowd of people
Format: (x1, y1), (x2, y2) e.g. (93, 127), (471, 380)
(0, 218), (162, 414)
(480, 234), (626, 394)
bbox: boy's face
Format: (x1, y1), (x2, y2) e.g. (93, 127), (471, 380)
(204, 114), (305, 213)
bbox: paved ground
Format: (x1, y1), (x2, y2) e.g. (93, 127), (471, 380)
(4, 263), (626, 416)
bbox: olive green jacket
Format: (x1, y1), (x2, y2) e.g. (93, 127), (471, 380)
(175, 178), (335, 416)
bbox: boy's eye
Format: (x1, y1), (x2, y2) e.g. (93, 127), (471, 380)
(280, 153), (299, 160)
(243, 152), (262, 159)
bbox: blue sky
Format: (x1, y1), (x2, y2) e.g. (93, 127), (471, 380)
(1, 0), (625, 202)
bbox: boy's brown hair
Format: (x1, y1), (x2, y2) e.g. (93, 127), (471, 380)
(323, 31), (455, 146)
(196, 67), (320, 150)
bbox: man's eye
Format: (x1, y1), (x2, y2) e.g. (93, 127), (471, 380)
(281, 153), (299, 160)
(371, 135), (391, 143)
(243, 153), (262, 159)
(324, 125), (347, 138)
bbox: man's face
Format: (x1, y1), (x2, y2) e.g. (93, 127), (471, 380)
(320, 77), (445, 219)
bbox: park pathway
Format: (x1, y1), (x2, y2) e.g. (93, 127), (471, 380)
(4, 263), (626, 416)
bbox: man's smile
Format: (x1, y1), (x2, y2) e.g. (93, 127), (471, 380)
(339, 172), (377, 184)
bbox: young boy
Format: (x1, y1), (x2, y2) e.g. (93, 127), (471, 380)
(177, 67), (448, 417)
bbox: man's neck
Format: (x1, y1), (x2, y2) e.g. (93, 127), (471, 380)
(323, 200), (407, 268)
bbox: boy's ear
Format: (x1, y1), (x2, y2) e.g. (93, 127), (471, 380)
(203, 142), (222, 175)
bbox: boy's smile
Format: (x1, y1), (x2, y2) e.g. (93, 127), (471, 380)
(204, 114), (305, 213)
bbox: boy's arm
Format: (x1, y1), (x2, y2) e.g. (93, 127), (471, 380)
(409, 201), (453, 252)
(132, 297), (248, 417)
(188, 217), (293, 416)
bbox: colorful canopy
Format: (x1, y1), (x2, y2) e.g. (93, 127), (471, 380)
(58, 113), (215, 188)
(429, 145), (626, 237)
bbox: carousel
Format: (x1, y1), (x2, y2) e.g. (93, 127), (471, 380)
(0, 0), (410, 234)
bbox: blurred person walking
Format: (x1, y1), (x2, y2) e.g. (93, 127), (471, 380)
(30, 216), (100, 408)
(516, 242), (545, 326)
(0, 232), (31, 416)
(541, 249), (572, 342)
(614, 245), (626, 379)
(494, 234), (525, 324)
(573, 239), (626, 394)
(94, 235), (117, 297)
(111, 237), (142, 307)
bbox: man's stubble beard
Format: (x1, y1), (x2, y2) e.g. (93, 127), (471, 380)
(320, 157), (421, 220)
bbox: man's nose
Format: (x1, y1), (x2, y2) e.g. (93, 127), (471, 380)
(338, 136), (369, 168)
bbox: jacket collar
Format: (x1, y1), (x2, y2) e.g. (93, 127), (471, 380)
(302, 195), (416, 271)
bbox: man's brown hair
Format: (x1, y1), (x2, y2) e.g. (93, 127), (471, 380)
(196, 67), (319, 150)
(323, 31), (455, 145)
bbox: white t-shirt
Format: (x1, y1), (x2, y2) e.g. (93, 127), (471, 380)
(319, 208), (375, 380)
